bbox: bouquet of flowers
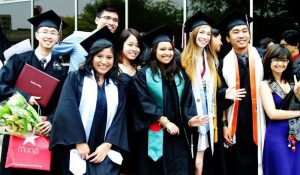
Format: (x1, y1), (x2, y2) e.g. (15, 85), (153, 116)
(0, 92), (42, 136)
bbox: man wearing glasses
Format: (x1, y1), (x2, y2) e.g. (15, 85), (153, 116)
(52, 3), (119, 72)
(0, 10), (67, 175)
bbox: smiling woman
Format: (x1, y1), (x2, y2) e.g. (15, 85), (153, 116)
(131, 24), (197, 175)
(260, 44), (300, 175)
(50, 26), (128, 175)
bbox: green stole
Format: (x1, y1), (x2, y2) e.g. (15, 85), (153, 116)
(146, 68), (184, 161)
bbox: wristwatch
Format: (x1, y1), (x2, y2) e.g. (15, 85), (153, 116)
(222, 120), (228, 127)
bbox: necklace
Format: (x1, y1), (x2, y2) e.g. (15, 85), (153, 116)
(119, 63), (136, 76)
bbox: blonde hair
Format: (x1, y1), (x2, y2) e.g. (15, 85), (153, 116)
(181, 26), (221, 87)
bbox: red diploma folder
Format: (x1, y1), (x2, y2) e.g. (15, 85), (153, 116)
(15, 63), (59, 107)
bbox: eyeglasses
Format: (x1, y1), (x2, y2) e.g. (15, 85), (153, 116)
(271, 58), (289, 63)
(99, 16), (119, 23)
(37, 30), (59, 37)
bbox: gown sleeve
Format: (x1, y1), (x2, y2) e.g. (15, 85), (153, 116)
(50, 71), (86, 149)
(131, 68), (163, 132)
(217, 58), (234, 113)
(0, 53), (30, 101)
(105, 85), (129, 151)
(181, 71), (197, 126)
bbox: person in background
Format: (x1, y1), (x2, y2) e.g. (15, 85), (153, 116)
(256, 37), (275, 58)
(50, 27), (128, 175)
(52, 3), (119, 72)
(0, 10), (68, 175)
(0, 25), (11, 66)
(211, 28), (223, 54)
(258, 37), (274, 50)
(132, 24), (196, 175)
(260, 44), (300, 175)
(280, 30), (300, 79)
(118, 28), (143, 175)
(217, 10), (266, 175)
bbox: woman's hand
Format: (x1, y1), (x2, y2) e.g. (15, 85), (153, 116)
(28, 96), (41, 106)
(225, 87), (246, 100)
(87, 143), (111, 164)
(36, 120), (52, 136)
(294, 75), (300, 101)
(158, 116), (179, 135)
(165, 122), (180, 135)
(76, 143), (90, 160)
(188, 115), (211, 127)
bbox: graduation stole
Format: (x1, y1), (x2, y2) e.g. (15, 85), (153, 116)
(79, 72), (118, 142)
(233, 46), (258, 144)
(193, 51), (218, 153)
(146, 68), (184, 161)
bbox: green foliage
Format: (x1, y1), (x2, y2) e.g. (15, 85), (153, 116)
(69, 0), (299, 50)
(62, 16), (75, 38)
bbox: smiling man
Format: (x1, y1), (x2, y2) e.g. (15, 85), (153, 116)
(52, 3), (119, 72)
(217, 10), (266, 175)
(0, 10), (67, 175)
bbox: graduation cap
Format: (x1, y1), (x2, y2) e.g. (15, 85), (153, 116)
(28, 10), (67, 31)
(80, 26), (118, 53)
(142, 24), (172, 48)
(216, 10), (253, 34)
(184, 10), (215, 33)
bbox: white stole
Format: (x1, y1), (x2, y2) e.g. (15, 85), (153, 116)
(79, 71), (119, 142)
(192, 50), (215, 153)
(222, 46), (266, 175)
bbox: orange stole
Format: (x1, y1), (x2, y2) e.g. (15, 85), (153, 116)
(231, 46), (258, 145)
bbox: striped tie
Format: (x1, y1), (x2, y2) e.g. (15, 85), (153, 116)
(40, 58), (47, 69)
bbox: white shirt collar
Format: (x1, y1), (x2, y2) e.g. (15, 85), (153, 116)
(34, 49), (52, 64)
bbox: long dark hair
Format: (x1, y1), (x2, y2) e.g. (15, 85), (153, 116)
(119, 28), (143, 66)
(263, 44), (293, 82)
(79, 45), (119, 83)
(149, 42), (182, 83)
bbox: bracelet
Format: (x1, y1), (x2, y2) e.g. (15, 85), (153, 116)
(222, 120), (228, 127)
(159, 116), (170, 128)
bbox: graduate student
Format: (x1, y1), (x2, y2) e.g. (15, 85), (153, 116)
(117, 28), (143, 175)
(0, 10), (67, 175)
(132, 24), (196, 175)
(50, 26), (128, 175)
(181, 10), (220, 175)
(52, 3), (119, 72)
(217, 10), (266, 175)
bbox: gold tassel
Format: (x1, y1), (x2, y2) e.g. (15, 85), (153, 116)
(213, 73), (218, 143)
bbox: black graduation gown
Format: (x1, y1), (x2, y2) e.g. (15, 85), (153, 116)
(118, 72), (139, 174)
(207, 58), (234, 175)
(131, 67), (197, 175)
(219, 55), (258, 175)
(50, 71), (128, 175)
(0, 50), (67, 175)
